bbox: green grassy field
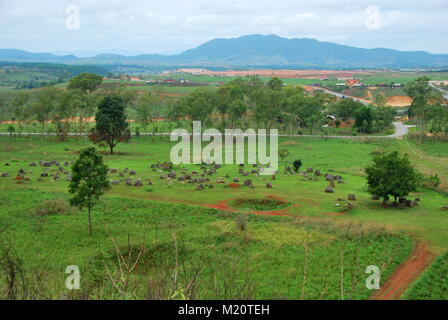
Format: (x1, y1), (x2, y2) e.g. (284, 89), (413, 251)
(0, 135), (447, 299)
(403, 253), (448, 300)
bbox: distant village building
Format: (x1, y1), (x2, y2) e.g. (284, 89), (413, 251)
(345, 79), (362, 87)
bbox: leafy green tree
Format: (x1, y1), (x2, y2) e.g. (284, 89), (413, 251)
(405, 77), (442, 143)
(365, 151), (420, 205)
(11, 92), (29, 134)
(354, 106), (374, 133)
(69, 147), (110, 236)
(284, 93), (325, 134)
(373, 92), (388, 107)
(135, 93), (158, 131)
(216, 83), (244, 124)
(373, 106), (395, 132)
(90, 95), (131, 154)
(252, 88), (283, 129)
(228, 99), (247, 128)
(68, 73), (103, 94)
(32, 88), (58, 134)
(427, 104), (448, 140)
(7, 125), (15, 143)
(181, 88), (217, 127)
(329, 99), (364, 121)
(266, 77), (284, 91)
(115, 87), (138, 109)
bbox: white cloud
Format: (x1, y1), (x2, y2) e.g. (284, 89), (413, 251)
(0, 0), (446, 54)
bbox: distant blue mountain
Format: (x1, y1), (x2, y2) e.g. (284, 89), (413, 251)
(0, 49), (77, 63)
(1, 35), (448, 68)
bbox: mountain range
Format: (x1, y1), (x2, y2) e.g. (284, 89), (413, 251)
(1, 34), (448, 69)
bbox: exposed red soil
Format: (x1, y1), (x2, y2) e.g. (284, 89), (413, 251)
(202, 69), (376, 79)
(203, 197), (292, 217)
(370, 243), (435, 300)
(228, 183), (241, 189)
(250, 209), (290, 217)
(387, 96), (412, 107)
(204, 199), (233, 211)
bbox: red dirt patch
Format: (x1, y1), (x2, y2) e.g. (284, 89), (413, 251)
(250, 209), (290, 217)
(387, 96), (412, 107)
(203, 197), (292, 217)
(228, 183), (241, 189)
(370, 243), (434, 300)
(204, 199), (233, 211)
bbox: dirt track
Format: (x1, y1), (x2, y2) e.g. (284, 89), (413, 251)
(370, 243), (434, 300)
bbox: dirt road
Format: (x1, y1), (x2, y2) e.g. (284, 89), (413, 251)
(370, 243), (434, 300)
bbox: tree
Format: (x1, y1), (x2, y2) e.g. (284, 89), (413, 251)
(365, 151), (420, 206)
(181, 88), (217, 127)
(405, 77), (442, 143)
(354, 106), (374, 133)
(90, 95), (131, 154)
(7, 126), (15, 143)
(252, 88), (283, 129)
(135, 93), (158, 131)
(373, 106), (395, 132)
(373, 92), (388, 107)
(216, 83), (244, 125)
(32, 88), (58, 135)
(284, 93), (325, 134)
(51, 90), (78, 141)
(68, 73), (103, 94)
(69, 147), (110, 236)
(427, 104), (448, 140)
(293, 160), (303, 172)
(266, 77), (284, 91)
(11, 92), (29, 134)
(329, 99), (364, 121)
(228, 99), (246, 128)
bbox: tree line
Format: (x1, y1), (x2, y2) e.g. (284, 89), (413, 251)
(1, 73), (446, 142)
(168, 76), (395, 135)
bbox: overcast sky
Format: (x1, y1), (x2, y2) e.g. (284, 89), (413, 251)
(0, 0), (447, 56)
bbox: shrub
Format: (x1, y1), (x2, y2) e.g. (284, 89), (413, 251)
(423, 174), (441, 190)
(35, 200), (70, 216)
(235, 214), (248, 232)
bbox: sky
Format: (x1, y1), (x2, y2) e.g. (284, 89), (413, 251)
(0, 0), (447, 56)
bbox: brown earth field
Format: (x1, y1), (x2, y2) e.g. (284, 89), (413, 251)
(387, 96), (413, 107)
(202, 69), (382, 79)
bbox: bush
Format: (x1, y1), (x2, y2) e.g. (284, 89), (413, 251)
(423, 174), (441, 190)
(235, 214), (248, 232)
(35, 200), (70, 216)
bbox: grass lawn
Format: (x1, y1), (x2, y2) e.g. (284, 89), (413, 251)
(0, 135), (446, 299)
